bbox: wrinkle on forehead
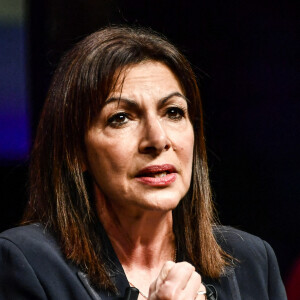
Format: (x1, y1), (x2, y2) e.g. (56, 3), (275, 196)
(109, 61), (185, 101)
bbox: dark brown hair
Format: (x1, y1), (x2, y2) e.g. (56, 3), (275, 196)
(23, 26), (230, 292)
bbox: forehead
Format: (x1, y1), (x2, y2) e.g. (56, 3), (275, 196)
(111, 61), (184, 97)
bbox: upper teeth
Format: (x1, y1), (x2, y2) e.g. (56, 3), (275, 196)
(154, 172), (167, 178)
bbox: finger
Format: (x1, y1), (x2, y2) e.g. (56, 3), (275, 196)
(166, 262), (196, 290)
(149, 261), (175, 296)
(154, 262), (195, 299)
(195, 283), (207, 300)
(160, 261), (176, 282)
(181, 271), (202, 299)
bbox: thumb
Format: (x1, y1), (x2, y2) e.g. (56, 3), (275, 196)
(149, 261), (176, 299)
(158, 261), (176, 284)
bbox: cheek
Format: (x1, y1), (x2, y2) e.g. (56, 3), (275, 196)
(178, 129), (194, 175)
(86, 137), (133, 177)
(177, 126), (194, 153)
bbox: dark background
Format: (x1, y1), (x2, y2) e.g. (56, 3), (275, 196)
(1, 0), (299, 284)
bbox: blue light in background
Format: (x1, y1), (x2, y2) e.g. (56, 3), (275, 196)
(0, 0), (30, 163)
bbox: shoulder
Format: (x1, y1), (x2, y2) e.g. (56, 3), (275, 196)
(214, 225), (280, 277)
(0, 223), (59, 254)
(0, 224), (92, 299)
(0, 223), (67, 273)
(1, 223), (52, 241)
(214, 225), (269, 260)
(214, 226), (287, 299)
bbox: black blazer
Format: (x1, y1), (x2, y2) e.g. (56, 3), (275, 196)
(0, 224), (286, 300)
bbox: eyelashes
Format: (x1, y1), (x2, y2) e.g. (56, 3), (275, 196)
(107, 112), (130, 127)
(106, 106), (188, 128)
(165, 107), (185, 120)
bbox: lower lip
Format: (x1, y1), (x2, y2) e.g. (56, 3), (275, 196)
(136, 173), (177, 186)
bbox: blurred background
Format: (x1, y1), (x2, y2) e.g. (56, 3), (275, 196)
(0, 0), (299, 290)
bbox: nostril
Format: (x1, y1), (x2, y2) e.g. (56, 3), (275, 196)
(138, 121), (171, 154)
(144, 146), (157, 153)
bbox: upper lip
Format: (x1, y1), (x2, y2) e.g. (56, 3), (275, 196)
(136, 164), (177, 177)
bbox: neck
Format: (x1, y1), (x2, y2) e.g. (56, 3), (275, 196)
(95, 186), (176, 270)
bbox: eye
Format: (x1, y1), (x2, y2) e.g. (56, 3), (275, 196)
(166, 107), (185, 120)
(107, 112), (130, 127)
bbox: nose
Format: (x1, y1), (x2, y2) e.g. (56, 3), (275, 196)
(139, 117), (171, 156)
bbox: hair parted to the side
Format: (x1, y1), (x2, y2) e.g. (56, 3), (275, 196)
(22, 25), (231, 292)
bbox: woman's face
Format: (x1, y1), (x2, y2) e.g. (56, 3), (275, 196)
(85, 61), (194, 213)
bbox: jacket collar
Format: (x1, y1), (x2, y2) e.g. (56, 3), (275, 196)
(77, 223), (242, 300)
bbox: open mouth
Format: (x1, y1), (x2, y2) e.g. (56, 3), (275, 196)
(137, 171), (170, 178)
(135, 165), (177, 186)
(136, 164), (177, 179)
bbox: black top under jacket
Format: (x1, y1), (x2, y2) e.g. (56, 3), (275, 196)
(0, 223), (287, 300)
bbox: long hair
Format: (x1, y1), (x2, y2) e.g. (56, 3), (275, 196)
(23, 26), (230, 291)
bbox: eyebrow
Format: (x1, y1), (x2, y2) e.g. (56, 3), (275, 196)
(104, 92), (189, 108)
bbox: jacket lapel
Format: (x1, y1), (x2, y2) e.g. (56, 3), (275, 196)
(76, 222), (131, 300)
(77, 271), (103, 300)
(204, 268), (241, 300)
(77, 268), (129, 300)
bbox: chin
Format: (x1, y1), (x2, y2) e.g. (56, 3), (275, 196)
(136, 193), (182, 212)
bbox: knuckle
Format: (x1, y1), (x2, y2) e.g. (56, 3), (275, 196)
(161, 261), (175, 281)
(194, 271), (201, 281)
(156, 281), (176, 299)
(178, 261), (195, 272)
(164, 260), (176, 270)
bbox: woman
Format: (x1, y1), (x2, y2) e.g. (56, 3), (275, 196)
(0, 26), (286, 299)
